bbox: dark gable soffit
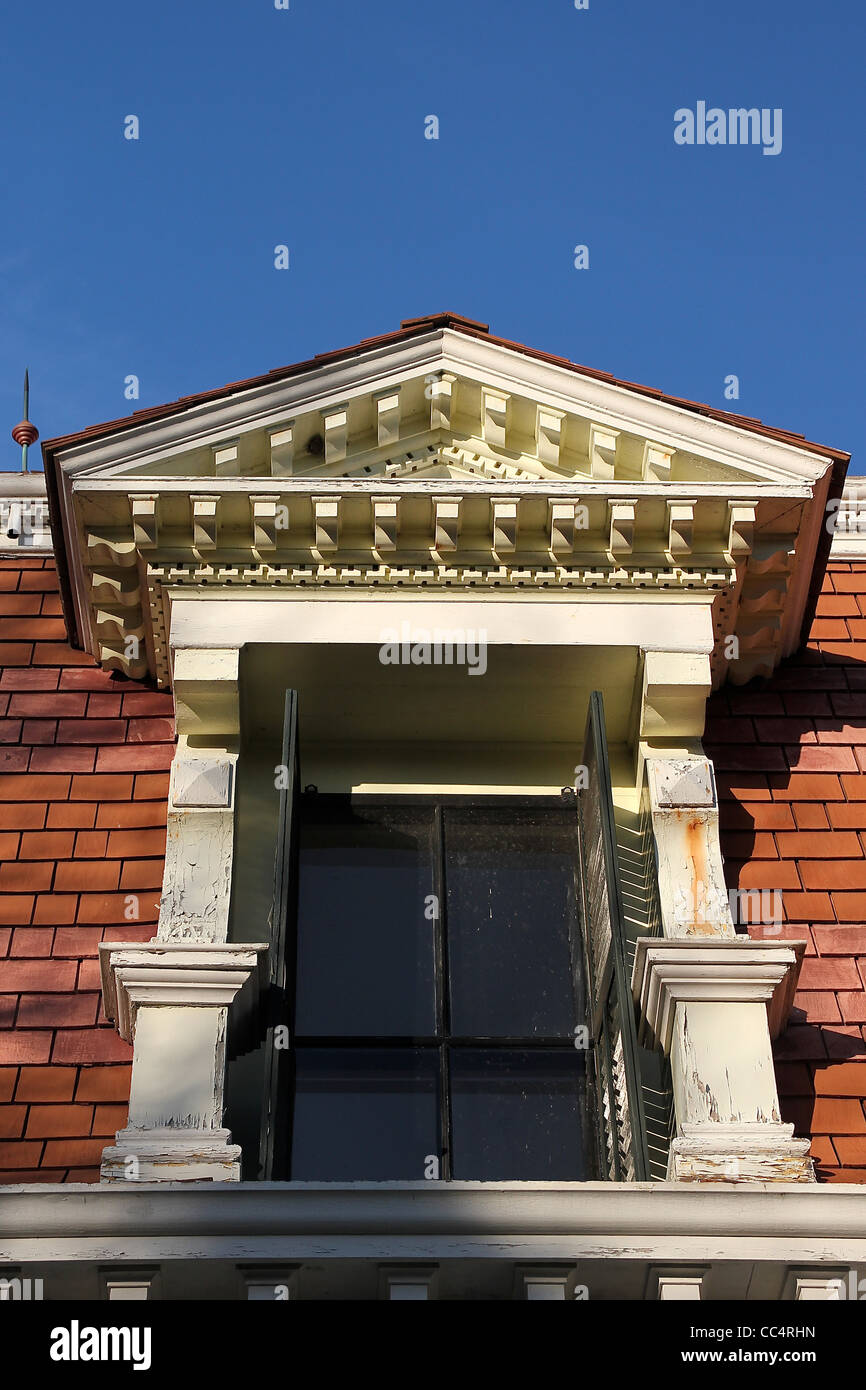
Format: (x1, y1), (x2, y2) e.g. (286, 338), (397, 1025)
(42, 312), (851, 652)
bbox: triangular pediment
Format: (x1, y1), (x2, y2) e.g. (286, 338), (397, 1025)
(47, 320), (841, 493)
(43, 315), (846, 692)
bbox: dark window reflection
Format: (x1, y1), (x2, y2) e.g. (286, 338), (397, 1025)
(289, 798), (592, 1182)
(445, 808), (581, 1037)
(291, 1049), (439, 1181)
(450, 1049), (589, 1180)
(295, 803), (436, 1035)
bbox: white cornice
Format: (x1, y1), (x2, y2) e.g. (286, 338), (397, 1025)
(3, 1182), (866, 1265)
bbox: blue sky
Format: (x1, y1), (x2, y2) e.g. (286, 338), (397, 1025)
(0, 0), (862, 471)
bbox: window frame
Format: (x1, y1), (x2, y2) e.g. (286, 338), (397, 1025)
(284, 790), (599, 1183)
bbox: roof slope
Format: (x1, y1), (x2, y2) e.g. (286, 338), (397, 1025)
(41, 312), (851, 464)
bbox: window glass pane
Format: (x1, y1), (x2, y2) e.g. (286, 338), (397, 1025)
(445, 807), (581, 1037)
(291, 1048), (439, 1180)
(449, 1048), (589, 1180)
(295, 801), (436, 1035)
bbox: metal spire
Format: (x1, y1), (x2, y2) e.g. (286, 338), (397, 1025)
(11, 370), (38, 472)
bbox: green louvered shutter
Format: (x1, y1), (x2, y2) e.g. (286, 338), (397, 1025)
(258, 690), (300, 1179)
(578, 691), (650, 1182)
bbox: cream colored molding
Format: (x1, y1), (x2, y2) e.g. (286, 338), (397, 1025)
(191, 495), (219, 550)
(372, 496), (399, 552)
(647, 1268), (707, 1300)
(608, 499), (636, 557)
(642, 441), (675, 483)
(314, 496), (340, 552)
(250, 494), (280, 552)
(268, 423), (295, 475)
(536, 405), (566, 468)
(212, 440), (239, 477)
(428, 372), (456, 431)
(173, 648), (239, 738)
(491, 498), (519, 555)
(323, 406), (348, 466)
(130, 494), (158, 550)
(548, 500), (580, 554)
(788, 1272), (846, 1300)
(374, 389), (401, 448)
(55, 331), (834, 699)
(640, 651), (712, 741)
(98, 941), (267, 1182)
(433, 496), (460, 553)
(633, 937), (813, 1184)
(727, 501), (757, 558)
(589, 424), (619, 479)
(667, 500), (695, 557)
(482, 388), (510, 450)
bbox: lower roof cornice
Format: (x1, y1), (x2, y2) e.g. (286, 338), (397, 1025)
(1, 1182), (866, 1265)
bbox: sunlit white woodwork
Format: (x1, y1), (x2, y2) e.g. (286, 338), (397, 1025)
(482, 388), (510, 450)
(251, 494), (280, 552)
(536, 405), (566, 469)
(269, 423), (295, 475)
(589, 424), (619, 478)
(314, 496), (340, 551)
(323, 406), (348, 466)
(491, 498), (519, 554)
(374, 389), (401, 448)
(608, 499), (636, 556)
(191, 495), (219, 550)
(130, 495), (159, 550)
(212, 441), (239, 477)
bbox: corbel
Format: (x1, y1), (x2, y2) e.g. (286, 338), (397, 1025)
(268, 423), (295, 476)
(372, 496), (399, 552)
(536, 405), (567, 469)
(86, 530), (137, 568)
(588, 423), (619, 478)
(727, 502), (757, 559)
(130, 495), (159, 550)
(250, 494), (281, 552)
(314, 496), (340, 552)
(211, 440), (239, 477)
(191, 495), (219, 551)
(548, 500), (579, 554)
(428, 373), (457, 432)
(642, 440), (674, 482)
(608, 498), (637, 556)
(667, 500), (696, 557)
(433, 496), (461, 553)
(323, 406), (348, 466)
(374, 389), (401, 449)
(482, 388), (510, 450)
(491, 497), (519, 555)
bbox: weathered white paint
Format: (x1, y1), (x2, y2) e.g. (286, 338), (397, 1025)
(99, 942), (267, 1182)
(645, 754), (735, 938)
(633, 938), (813, 1183)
